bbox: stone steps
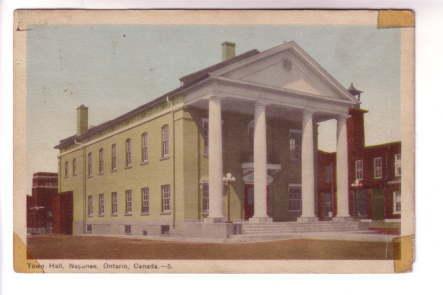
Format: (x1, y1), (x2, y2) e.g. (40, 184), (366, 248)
(239, 221), (360, 235)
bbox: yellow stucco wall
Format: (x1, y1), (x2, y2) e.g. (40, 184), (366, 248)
(59, 98), (184, 234)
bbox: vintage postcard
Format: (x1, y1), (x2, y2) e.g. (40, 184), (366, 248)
(13, 9), (415, 273)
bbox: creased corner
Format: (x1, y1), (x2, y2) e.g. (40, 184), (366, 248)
(13, 233), (44, 273)
(393, 235), (414, 273)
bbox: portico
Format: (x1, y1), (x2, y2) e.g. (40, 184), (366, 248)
(196, 97), (352, 224)
(183, 42), (357, 225)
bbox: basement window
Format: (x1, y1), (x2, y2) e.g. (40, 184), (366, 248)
(161, 225), (170, 235)
(124, 225), (132, 235)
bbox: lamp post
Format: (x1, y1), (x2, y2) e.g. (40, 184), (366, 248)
(351, 178), (363, 217)
(223, 172), (236, 223)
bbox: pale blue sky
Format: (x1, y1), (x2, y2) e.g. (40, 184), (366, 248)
(26, 24), (400, 192)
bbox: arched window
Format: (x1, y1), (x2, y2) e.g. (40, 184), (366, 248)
(125, 138), (132, 167)
(141, 132), (148, 163)
(161, 125), (169, 158)
(111, 144), (117, 171)
(98, 148), (104, 174)
(87, 152), (92, 177)
(64, 161), (69, 178)
(72, 158), (77, 176)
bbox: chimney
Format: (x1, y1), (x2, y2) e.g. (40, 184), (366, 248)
(222, 41), (236, 61)
(76, 105), (88, 136)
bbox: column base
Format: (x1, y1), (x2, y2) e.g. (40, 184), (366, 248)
(332, 216), (354, 222)
(204, 217), (227, 223)
(297, 217), (318, 223)
(248, 216), (273, 223)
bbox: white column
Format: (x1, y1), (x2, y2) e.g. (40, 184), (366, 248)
(207, 97), (224, 222)
(300, 109), (316, 221)
(336, 115), (350, 218)
(251, 103), (271, 223)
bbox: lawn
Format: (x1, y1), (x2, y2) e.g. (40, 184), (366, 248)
(27, 235), (394, 260)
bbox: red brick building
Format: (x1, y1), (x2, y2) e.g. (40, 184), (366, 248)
(27, 172), (74, 234)
(26, 172), (58, 234)
(317, 85), (401, 221)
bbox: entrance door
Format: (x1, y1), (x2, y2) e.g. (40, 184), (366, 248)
(244, 185), (254, 220)
(354, 189), (369, 218)
(371, 188), (385, 220)
(243, 185), (270, 220)
(319, 192), (333, 220)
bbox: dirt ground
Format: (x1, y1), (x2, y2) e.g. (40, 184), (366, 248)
(27, 235), (393, 260)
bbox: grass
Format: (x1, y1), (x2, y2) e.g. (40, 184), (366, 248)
(27, 235), (393, 260)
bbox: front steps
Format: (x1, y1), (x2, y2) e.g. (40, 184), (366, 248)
(238, 220), (361, 235)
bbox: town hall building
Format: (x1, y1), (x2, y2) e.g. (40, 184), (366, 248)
(54, 41), (400, 238)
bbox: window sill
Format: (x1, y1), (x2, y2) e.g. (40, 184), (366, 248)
(111, 169), (117, 173)
(141, 212), (150, 216)
(98, 172), (104, 176)
(160, 212), (171, 215)
(98, 214), (104, 217)
(160, 156), (170, 161)
(140, 161), (149, 166)
(88, 175), (93, 179)
(125, 165), (133, 170)
(111, 214), (118, 217)
(124, 213), (133, 216)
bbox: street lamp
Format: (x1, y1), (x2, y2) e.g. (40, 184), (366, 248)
(223, 172), (236, 223)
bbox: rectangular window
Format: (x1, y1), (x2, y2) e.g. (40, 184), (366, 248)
(125, 139), (132, 167)
(124, 225), (131, 234)
(141, 187), (149, 214)
(111, 192), (118, 216)
(72, 158), (77, 176)
(161, 184), (171, 212)
(201, 118), (208, 156)
(111, 144), (117, 171)
(373, 157), (383, 179)
(87, 195), (93, 217)
(355, 159), (364, 181)
(64, 161), (69, 178)
(87, 152), (92, 177)
(86, 224), (92, 233)
(393, 191), (401, 214)
(288, 184), (302, 215)
(98, 193), (104, 216)
(289, 129), (301, 161)
(125, 190), (132, 215)
(394, 153), (401, 177)
(98, 148), (104, 174)
(201, 182), (209, 216)
(141, 133), (148, 163)
(161, 125), (169, 158)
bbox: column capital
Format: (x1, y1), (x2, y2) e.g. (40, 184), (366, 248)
(303, 108), (316, 116)
(336, 113), (351, 121)
(255, 101), (269, 108)
(208, 95), (222, 102)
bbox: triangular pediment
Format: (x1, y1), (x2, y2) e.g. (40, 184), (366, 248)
(211, 42), (357, 102)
